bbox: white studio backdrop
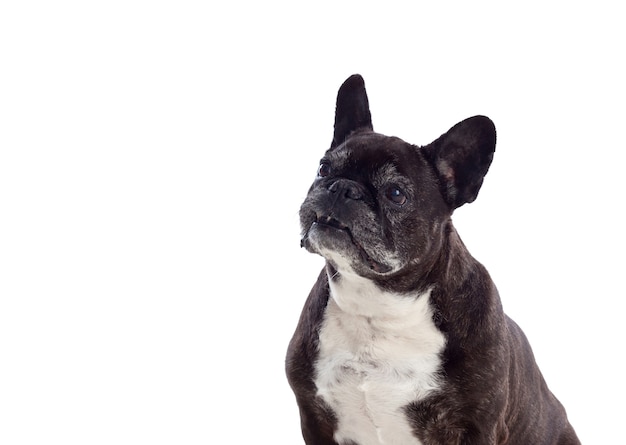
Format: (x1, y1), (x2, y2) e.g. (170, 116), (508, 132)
(1, 1), (624, 444)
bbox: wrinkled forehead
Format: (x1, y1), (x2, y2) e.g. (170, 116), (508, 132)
(326, 132), (420, 186)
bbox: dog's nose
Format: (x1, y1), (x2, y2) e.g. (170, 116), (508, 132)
(328, 179), (363, 200)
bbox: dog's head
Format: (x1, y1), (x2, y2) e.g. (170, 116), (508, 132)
(300, 75), (496, 284)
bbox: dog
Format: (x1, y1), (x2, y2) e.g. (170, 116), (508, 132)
(286, 75), (580, 445)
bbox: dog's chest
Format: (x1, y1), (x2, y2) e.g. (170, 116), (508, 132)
(314, 278), (446, 445)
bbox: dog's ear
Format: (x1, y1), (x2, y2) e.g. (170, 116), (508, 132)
(331, 74), (373, 149)
(423, 115), (496, 209)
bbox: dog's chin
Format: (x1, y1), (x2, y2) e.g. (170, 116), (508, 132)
(301, 221), (393, 275)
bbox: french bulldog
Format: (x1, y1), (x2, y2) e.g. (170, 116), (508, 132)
(286, 75), (580, 445)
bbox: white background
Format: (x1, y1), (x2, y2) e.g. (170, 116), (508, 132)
(1, 1), (624, 443)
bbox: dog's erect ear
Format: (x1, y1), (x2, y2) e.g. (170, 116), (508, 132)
(424, 115), (496, 209)
(331, 74), (373, 149)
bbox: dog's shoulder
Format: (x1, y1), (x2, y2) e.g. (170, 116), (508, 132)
(286, 268), (329, 375)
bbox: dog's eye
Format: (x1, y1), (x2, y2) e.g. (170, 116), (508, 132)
(317, 162), (331, 178)
(385, 186), (407, 206)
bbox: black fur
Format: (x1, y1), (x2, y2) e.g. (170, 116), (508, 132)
(286, 75), (580, 445)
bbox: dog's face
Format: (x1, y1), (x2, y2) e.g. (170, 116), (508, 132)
(300, 75), (496, 285)
(300, 131), (449, 279)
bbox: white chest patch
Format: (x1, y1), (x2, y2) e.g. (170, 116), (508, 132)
(314, 273), (446, 445)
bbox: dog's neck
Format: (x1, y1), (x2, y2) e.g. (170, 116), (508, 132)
(326, 267), (433, 320)
(428, 219), (480, 290)
(324, 219), (476, 316)
(429, 220), (505, 345)
(326, 219), (477, 295)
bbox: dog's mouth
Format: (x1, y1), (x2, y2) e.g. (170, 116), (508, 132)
(304, 216), (391, 274)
